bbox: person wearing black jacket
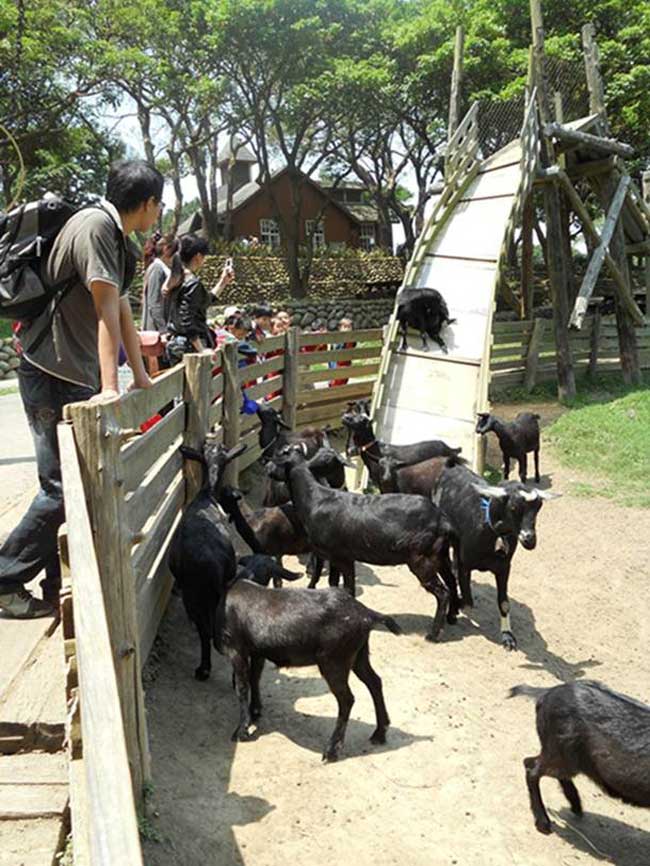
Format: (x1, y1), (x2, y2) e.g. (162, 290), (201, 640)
(166, 234), (234, 363)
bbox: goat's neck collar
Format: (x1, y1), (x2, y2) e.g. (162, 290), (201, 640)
(480, 496), (496, 531)
(359, 438), (379, 455)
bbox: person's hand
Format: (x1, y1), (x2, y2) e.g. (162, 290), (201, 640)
(90, 388), (120, 404)
(221, 264), (235, 283)
(128, 374), (154, 392)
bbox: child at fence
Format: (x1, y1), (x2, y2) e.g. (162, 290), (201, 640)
(329, 317), (355, 387)
(0, 160), (164, 619)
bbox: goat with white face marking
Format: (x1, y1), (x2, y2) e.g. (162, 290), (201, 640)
(433, 461), (559, 650)
(476, 411), (541, 484)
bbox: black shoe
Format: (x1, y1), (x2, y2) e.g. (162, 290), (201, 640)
(0, 588), (56, 619)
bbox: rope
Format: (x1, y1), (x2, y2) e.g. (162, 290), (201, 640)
(0, 122), (26, 211)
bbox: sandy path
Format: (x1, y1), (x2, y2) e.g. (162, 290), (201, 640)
(142, 410), (650, 866)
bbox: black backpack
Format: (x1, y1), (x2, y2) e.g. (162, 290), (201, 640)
(0, 196), (78, 323)
(0, 196), (138, 353)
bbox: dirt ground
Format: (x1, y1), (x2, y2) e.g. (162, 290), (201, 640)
(142, 404), (650, 866)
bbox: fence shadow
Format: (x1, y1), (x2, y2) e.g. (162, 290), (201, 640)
(142, 596), (273, 866)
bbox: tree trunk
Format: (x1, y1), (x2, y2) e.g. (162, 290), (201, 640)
(136, 101), (156, 165)
(285, 234), (306, 298)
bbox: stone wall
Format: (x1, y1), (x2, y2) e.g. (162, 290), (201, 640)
(218, 296), (395, 331)
(130, 252), (403, 312)
(0, 337), (19, 380)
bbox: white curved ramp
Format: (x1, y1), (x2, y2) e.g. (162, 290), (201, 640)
(373, 124), (533, 471)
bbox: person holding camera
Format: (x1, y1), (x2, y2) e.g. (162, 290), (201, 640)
(166, 238), (234, 364)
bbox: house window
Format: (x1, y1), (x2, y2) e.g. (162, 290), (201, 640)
(260, 218), (281, 248)
(360, 222), (376, 250)
(305, 220), (326, 249)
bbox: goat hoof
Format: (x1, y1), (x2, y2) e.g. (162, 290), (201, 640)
(535, 820), (552, 835)
(194, 667), (210, 681)
(232, 727), (254, 743)
(425, 631), (442, 643)
(322, 750), (339, 763)
(501, 631), (517, 652)
(370, 730), (386, 746)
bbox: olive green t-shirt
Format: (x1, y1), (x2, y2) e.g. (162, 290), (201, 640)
(21, 203), (130, 390)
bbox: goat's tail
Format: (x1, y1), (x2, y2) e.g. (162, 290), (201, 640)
(509, 684), (550, 701)
(371, 613), (402, 636)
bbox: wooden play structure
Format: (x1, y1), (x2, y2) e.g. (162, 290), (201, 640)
(372, 3), (648, 472)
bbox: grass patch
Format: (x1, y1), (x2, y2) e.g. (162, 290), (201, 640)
(0, 384), (18, 397)
(0, 321), (13, 340)
(546, 384), (650, 508)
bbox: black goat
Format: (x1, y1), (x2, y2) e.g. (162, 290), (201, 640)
(433, 461), (559, 649)
(476, 412), (541, 484)
(217, 580), (400, 761)
(396, 287), (455, 353)
(218, 485), (332, 588)
(341, 399), (461, 491)
(510, 681), (650, 835)
(372, 453), (466, 496)
(168, 441), (254, 680)
(236, 555), (301, 587)
(267, 445), (455, 640)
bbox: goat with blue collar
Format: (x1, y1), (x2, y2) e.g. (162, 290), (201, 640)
(433, 460), (560, 651)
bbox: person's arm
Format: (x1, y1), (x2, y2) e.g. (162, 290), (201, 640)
(119, 296), (152, 389)
(210, 264), (234, 299)
(90, 280), (122, 397)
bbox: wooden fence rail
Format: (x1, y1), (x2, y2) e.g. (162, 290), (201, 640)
(58, 316), (642, 860)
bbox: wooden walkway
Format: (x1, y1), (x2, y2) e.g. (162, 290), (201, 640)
(0, 434), (68, 863)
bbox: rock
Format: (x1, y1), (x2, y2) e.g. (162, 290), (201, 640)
(8, 357), (19, 369)
(301, 312), (314, 327)
(0, 361), (9, 373)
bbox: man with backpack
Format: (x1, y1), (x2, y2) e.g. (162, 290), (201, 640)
(0, 160), (164, 618)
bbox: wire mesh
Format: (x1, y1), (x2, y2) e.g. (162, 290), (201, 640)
(477, 95), (526, 159)
(543, 56), (590, 122)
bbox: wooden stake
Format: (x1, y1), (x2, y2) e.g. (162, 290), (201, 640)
(530, 0), (576, 402)
(182, 351), (213, 503)
(447, 26), (465, 142)
(524, 317), (547, 392)
(222, 342), (242, 485)
(282, 326), (300, 430)
(582, 23), (606, 116)
(520, 194), (535, 319)
(587, 306), (601, 377)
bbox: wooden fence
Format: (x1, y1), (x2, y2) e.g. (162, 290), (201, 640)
(490, 314), (650, 391)
(56, 325), (384, 864)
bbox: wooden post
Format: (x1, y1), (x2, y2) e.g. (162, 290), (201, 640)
(447, 26), (465, 142)
(587, 306), (601, 377)
(182, 352), (213, 503)
(582, 23), (606, 116)
(222, 341), (242, 485)
(553, 92), (576, 308)
(582, 24), (642, 384)
(524, 317), (547, 392)
(282, 326), (300, 430)
(65, 401), (149, 802)
(530, 0), (576, 402)
(643, 171), (650, 315)
(520, 194), (535, 319)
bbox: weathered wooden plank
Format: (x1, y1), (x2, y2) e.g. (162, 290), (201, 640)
(208, 397), (223, 430)
(281, 328), (299, 429)
(298, 328), (383, 347)
(137, 568), (174, 665)
(57, 423), (144, 866)
(183, 352), (213, 503)
(297, 381), (373, 407)
(121, 402), (184, 495)
(300, 362), (380, 385)
(126, 449), (183, 536)
(297, 346), (380, 367)
(131, 476), (184, 586)
(296, 406), (348, 428)
(544, 122), (634, 158)
(113, 365), (184, 431)
(524, 318), (547, 392)
(255, 334), (285, 353)
(243, 375), (284, 402)
(69, 758), (91, 866)
(238, 445), (263, 473)
(0, 752), (66, 785)
(211, 372), (224, 399)
(236, 355), (284, 383)
(0, 618), (55, 707)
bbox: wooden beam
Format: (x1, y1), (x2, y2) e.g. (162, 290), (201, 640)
(530, 0), (576, 402)
(182, 351), (213, 503)
(543, 123), (634, 159)
(520, 194), (534, 319)
(626, 241), (650, 255)
(587, 307), (601, 377)
(282, 326), (299, 430)
(222, 342), (242, 486)
(570, 174), (640, 328)
(58, 423), (144, 866)
(524, 317), (547, 391)
(447, 26), (465, 142)
(582, 24), (606, 116)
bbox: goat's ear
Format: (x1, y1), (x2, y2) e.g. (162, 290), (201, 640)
(180, 446), (205, 464)
(300, 441), (308, 457)
(473, 482), (508, 499)
(535, 488), (562, 501)
(225, 442), (247, 463)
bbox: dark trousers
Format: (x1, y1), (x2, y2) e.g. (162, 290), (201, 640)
(0, 357), (95, 594)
